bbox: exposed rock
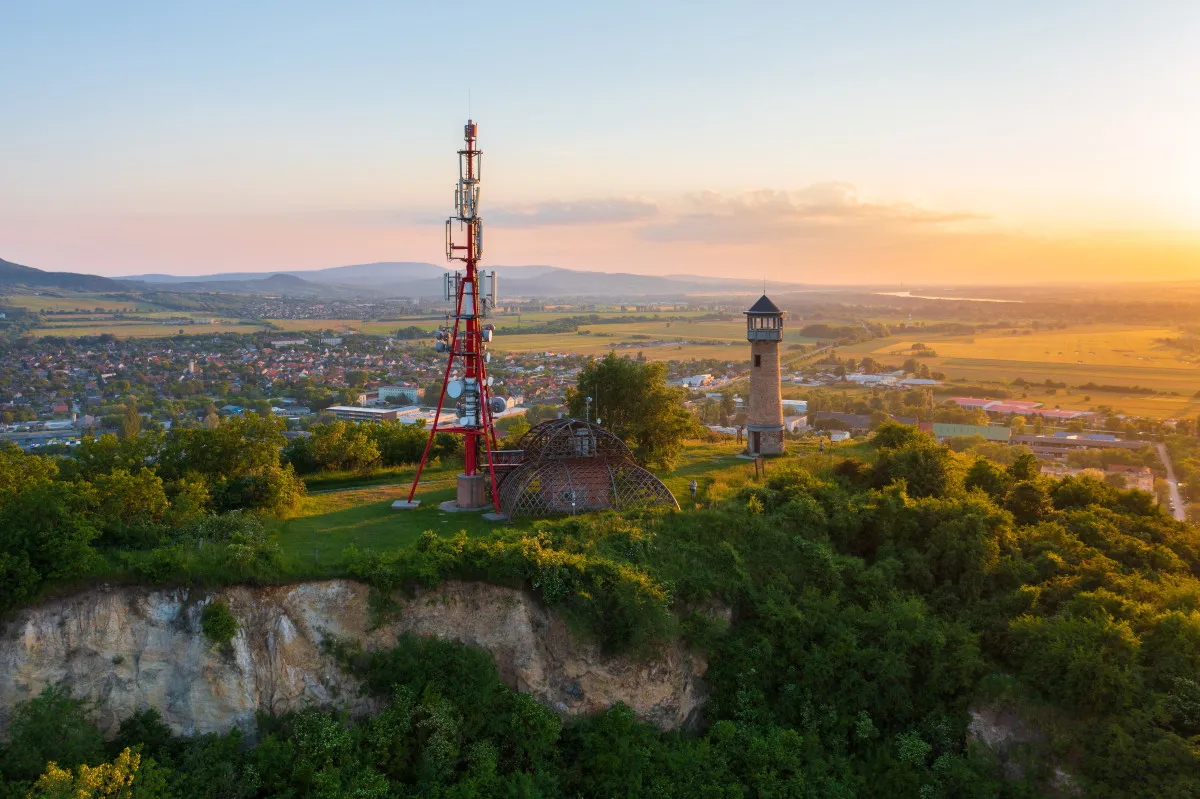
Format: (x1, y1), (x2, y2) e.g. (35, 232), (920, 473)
(0, 580), (706, 739)
(968, 701), (1080, 796)
(968, 701), (1045, 779)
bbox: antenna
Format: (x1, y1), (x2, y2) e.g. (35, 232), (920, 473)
(405, 118), (501, 512)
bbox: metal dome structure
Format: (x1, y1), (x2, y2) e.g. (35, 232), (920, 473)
(495, 419), (679, 518)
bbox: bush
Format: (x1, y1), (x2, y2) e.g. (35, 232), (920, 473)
(200, 600), (239, 647)
(0, 686), (105, 782)
(346, 529), (674, 654)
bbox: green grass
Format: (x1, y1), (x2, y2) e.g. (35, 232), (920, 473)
(4, 294), (161, 312)
(272, 438), (872, 571)
(273, 484), (502, 571)
(273, 463), (515, 570)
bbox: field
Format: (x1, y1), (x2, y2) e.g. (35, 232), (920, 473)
(4, 294), (161, 312)
(33, 321), (264, 338)
(494, 317), (820, 362)
(266, 318), (389, 334)
(837, 323), (1200, 418)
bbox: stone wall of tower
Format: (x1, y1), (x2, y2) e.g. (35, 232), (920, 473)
(748, 339), (785, 454)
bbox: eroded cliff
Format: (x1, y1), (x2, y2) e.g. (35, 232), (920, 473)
(0, 580), (706, 738)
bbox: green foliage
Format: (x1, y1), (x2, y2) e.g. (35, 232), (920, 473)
(347, 528), (674, 653)
(965, 456), (1010, 501)
(566, 352), (699, 469)
(4, 427), (1200, 796)
(873, 437), (957, 498)
(0, 686), (105, 783)
(200, 601), (239, 647)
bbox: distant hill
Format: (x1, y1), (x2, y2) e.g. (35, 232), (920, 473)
(0, 257), (125, 292)
(126, 261), (806, 298)
(139, 273), (355, 298)
(123, 262), (447, 288)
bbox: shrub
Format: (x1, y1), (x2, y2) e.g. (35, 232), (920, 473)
(0, 686), (105, 782)
(346, 530), (674, 653)
(200, 600), (239, 647)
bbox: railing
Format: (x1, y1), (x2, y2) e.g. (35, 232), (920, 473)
(492, 449), (525, 467)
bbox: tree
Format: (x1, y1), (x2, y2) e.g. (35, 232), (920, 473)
(566, 353), (699, 469)
(500, 416), (530, 449)
(89, 467), (170, 547)
(1003, 480), (1052, 524)
(421, 383), (443, 407)
(1, 686), (105, 782)
(964, 457), (1009, 501)
(873, 440), (956, 498)
(0, 481), (99, 606)
(28, 747), (140, 799)
(1007, 452), (1042, 481)
(0, 443), (57, 497)
(366, 420), (431, 467)
(120, 405), (141, 441)
(872, 421), (929, 450)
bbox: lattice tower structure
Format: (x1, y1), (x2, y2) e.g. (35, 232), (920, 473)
(407, 120), (502, 510)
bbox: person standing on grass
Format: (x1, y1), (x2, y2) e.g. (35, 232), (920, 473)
(689, 479), (698, 503)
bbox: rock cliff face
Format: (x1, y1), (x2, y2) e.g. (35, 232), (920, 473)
(0, 580), (706, 738)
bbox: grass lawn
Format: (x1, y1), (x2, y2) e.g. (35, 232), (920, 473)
(271, 437), (868, 570)
(273, 462), (516, 569)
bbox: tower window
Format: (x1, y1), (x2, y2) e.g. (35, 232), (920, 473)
(754, 354), (762, 367)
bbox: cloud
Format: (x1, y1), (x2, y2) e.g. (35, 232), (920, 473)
(638, 184), (984, 244)
(489, 198), (658, 227)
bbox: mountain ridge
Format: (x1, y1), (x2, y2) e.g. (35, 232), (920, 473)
(8, 256), (808, 298)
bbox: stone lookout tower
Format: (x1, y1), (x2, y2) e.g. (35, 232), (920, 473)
(745, 294), (785, 455)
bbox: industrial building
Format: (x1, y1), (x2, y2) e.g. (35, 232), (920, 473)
(921, 422), (1011, 442)
(327, 405), (402, 423)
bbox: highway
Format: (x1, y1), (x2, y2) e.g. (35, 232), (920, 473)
(1155, 443), (1188, 523)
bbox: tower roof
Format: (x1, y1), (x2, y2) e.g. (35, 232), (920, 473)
(745, 294), (782, 315)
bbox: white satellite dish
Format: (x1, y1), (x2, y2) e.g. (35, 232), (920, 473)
(446, 380), (464, 399)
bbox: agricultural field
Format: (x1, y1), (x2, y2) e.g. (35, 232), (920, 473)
(3, 293), (160, 312)
(266, 318), (382, 334)
(493, 317), (820, 361)
(837, 323), (1200, 419)
(32, 321), (264, 338)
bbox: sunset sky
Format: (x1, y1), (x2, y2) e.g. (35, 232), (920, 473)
(2, 2), (1198, 283)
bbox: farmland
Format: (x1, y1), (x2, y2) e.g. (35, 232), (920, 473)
(32, 320), (264, 338)
(3, 294), (160, 312)
(493, 316), (821, 362)
(837, 323), (1200, 418)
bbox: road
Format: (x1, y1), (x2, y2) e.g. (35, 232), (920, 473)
(1155, 442), (1188, 523)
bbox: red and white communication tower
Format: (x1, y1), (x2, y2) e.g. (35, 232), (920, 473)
(400, 120), (502, 511)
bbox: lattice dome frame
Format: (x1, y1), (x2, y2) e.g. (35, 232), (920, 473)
(495, 419), (679, 518)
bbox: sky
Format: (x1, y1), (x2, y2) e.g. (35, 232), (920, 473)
(1, 1), (1198, 284)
